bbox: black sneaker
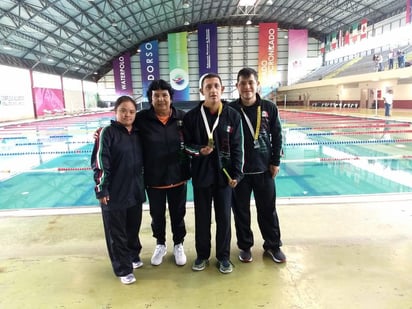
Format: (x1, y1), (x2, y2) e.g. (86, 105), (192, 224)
(265, 248), (286, 263)
(192, 258), (209, 271)
(217, 259), (233, 274)
(238, 249), (253, 263)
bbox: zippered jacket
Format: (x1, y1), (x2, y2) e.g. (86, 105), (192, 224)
(229, 94), (283, 173)
(135, 105), (191, 187)
(183, 101), (244, 187)
(91, 120), (145, 209)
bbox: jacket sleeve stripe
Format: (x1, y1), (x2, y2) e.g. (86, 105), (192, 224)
(94, 127), (107, 193)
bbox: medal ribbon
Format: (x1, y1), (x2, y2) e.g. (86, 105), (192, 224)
(241, 105), (261, 141)
(201, 103), (222, 143)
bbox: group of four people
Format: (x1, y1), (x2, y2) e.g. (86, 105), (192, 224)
(91, 68), (286, 285)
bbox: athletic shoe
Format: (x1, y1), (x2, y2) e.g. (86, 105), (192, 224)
(173, 243), (187, 266)
(151, 244), (167, 266)
(192, 258), (209, 271)
(265, 247), (286, 263)
(238, 249), (253, 263)
(120, 273), (136, 285)
(218, 260), (233, 274)
(132, 259), (144, 269)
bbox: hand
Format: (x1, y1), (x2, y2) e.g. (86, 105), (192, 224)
(93, 127), (102, 140)
(228, 179), (238, 188)
(99, 196), (110, 205)
(269, 165), (280, 178)
(200, 146), (214, 156)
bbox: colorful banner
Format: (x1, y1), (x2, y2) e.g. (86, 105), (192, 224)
(350, 23), (359, 44)
(139, 40), (160, 100)
(33, 87), (64, 116)
(320, 38), (325, 54)
(360, 19), (368, 39)
(168, 32), (190, 101)
(258, 23), (278, 95)
(331, 32), (337, 50)
(113, 52), (133, 96)
(198, 23), (218, 77)
(344, 29), (350, 46)
(287, 29), (308, 85)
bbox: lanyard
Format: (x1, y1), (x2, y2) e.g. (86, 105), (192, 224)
(241, 105), (261, 141)
(201, 103), (222, 147)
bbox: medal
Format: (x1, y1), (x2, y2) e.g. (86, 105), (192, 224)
(201, 103), (222, 149)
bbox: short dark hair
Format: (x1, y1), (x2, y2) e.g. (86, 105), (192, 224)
(237, 68), (258, 82)
(147, 79), (174, 103)
(114, 95), (137, 111)
(200, 73), (222, 88)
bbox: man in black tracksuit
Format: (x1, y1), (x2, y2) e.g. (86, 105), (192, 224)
(229, 68), (286, 264)
(183, 73), (244, 274)
(135, 80), (191, 267)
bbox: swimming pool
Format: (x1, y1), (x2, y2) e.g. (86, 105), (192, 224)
(1, 110), (411, 210)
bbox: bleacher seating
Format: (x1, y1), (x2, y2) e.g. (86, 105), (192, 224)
(297, 61), (350, 83)
(297, 44), (412, 82)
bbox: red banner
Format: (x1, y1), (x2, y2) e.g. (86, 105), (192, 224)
(360, 19), (368, 39)
(258, 23), (278, 92)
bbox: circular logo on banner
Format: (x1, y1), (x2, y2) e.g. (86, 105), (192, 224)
(170, 68), (189, 91)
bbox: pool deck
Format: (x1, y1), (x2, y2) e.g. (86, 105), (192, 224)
(1, 196), (412, 308)
(1, 109), (412, 308)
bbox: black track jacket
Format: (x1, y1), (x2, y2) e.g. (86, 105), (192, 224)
(135, 105), (191, 187)
(229, 94), (282, 174)
(183, 101), (244, 187)
(91, 120), (145, 209)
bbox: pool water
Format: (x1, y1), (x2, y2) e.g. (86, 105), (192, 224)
(1, 111), (412, 210)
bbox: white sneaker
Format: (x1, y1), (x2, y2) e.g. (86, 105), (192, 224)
(120, 273), (136, 285)
(173, 243), (187, 266)
(151, 244), (167, 266)
(132, 260), (143, 269)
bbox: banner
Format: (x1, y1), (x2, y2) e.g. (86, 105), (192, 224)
(139, 40), (160, 101)
(113, 52), (133, 96)
(198, 24), (218, 77)
(350, 23), (359, 44)
(331, 32), (337, 50)
(344, 29), (350, 46)
(320, 38), (325, 54)
(33, 87), (64, 116)
(338, 29), (344, 48)
(360, 19), (368, 39)
(0, 65), (34, 122)
(168, 32), (190, 101)
(287, 29), (308, 85)
(258, 23), (278, 96)
(325, 35), (331, 52)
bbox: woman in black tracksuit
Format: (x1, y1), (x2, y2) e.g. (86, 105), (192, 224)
(135, 80), (191, 266)
(91, 96), (145, 285)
